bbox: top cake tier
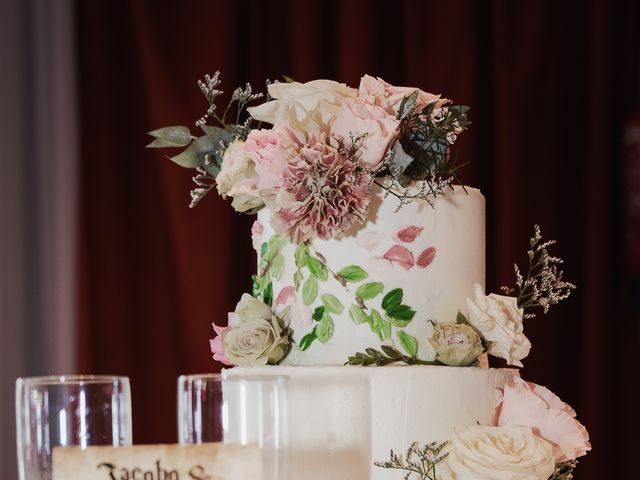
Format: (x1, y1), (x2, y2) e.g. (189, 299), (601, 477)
(255, 185), (485, 366)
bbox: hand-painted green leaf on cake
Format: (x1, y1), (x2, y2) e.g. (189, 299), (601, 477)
(294, 244), (308, 267)
(370, 309), (390, 341)
(263, 281), (273, 307)
(397, 330), (418, 358)
(385, 305), (416, 326)
(317, 312), (334, 343)
(381, 288), (403, 311)
(337, 265), (369, 282)
(299, 328), (317, 351)
(302, 277), (318, 305)
(356, 282), (384, 300)
(306, 255), (328, 281)
(271, 254), (285, 280)
(312, 306), (325, 322)
(322, 294), (344, 314)
(348, 305), (369, 325)
(294, 270), (303, 289)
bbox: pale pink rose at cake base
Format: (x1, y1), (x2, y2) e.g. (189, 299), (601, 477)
(210, 322), (233, 366)
(497, 376), (591, 461)
(251, 220), (264, 251)
(245, 126), (303, 199)
(358, 75), (449, 115)
(331, 98), (399, 169)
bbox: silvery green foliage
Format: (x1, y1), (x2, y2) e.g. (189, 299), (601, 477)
(374, 441), (449, 480)
(146, 71), (263, 207)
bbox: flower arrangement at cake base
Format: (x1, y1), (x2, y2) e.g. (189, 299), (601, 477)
(148, 72), (590, 479)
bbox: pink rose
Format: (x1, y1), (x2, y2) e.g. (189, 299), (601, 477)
(497, 376), (591, 461)
(245, 127), (303, 200)
(209, 322), (233, 366)
(251, 220), (264, 252)
(358, 75), (448, 116)
(331, 98), (399, 169)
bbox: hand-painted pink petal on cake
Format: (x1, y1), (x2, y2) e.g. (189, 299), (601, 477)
(365, 257), (393, 276)
(393, 225), (424, 243)
(356, 231), (385, 251)
(289, 296), (313, 327)
(383, 245), (415, 270)
(417, 247), (437, 268)
(251, 220), (264, 251)
(274, 286), (296, 306)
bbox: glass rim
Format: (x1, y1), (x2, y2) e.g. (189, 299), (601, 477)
(16, 375), (130, 386)
(178, 372), (288, 384)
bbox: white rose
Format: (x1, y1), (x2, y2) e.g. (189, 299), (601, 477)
(446, 425), (555, 480)
(221, 294), (291, 366)
(216, 140), (264, 213)
(465, 284), (531, 367)
(428, 323), (484, 367)
(247, 79), (357, 134)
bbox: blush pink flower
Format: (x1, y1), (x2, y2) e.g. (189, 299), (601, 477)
(272, 136), (371, 243)
(331, 98), (399, 170)
(244, 127), (302, 199)
(497, 376), (591, 461)
(358, 75), (449, 116)
(210, 322), (233, 366)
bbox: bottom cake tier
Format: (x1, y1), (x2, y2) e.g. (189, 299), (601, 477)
(223, 365), (516, 480)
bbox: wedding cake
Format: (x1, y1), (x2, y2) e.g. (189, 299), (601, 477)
(149, 73), (591, 479)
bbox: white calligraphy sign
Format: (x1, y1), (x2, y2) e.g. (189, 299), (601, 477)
(52, 443), (262, 480)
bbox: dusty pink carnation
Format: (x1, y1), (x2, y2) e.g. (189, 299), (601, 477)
(497, 376), (591, 461)
(272, 137), (371, 243)
(209, 323), (233, 366)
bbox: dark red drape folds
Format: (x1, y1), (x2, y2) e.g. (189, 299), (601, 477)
(75, 1), (639, 477)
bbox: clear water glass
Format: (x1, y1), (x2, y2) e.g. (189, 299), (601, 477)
(16, 375), (132, 480)
(177, 373), (288, 479)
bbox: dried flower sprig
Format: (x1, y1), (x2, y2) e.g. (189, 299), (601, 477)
(374, 441), (449, 480)
(549, 460), (578, 480)
(502, 225), (576, 318)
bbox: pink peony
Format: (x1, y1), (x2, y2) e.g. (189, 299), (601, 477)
(272, 136), (371, 243)
(331, 98), (399, 169)
(497, 376), (591, 461)
(209, 322), (233, 366)
(358, 75), (449, 116)
(244, 127), (302, 199)
(251, 220), (264, 251)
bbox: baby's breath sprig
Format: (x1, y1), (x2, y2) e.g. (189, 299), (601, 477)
(374, 441), (449, 480)
(502, 225), (576, 318)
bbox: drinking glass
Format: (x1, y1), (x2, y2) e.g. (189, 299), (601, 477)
(178, 373), (287, 479)
(16, 375), (132, 480)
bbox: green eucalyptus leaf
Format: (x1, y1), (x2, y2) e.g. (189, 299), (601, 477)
(147, 125), (193, 148)
(263, 281), (273, 307)
(299, 328), (317, 351)
(294, 244), (308, 267)
(271, 254), (285, 280)
(457, 310), (470, 325)
(321, 294), (344, 314)
(381, 288), (403, 311)
(302, 277), (318, 305)
(356, 282), (384, 300)
(169, 135), (213, 169)
(199, 125), (234, 145)
(337, 265), (368, 282)
(306, 255), (328, 281)
(317, 312), (334, 343)
(397, 331), (418, 358)
(348, 305), (369, 325)
(312, 306), (325, 322)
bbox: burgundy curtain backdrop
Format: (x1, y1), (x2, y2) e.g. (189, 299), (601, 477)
(75, 1), (639, 478)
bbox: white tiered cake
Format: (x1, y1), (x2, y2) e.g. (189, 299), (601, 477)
(150, 73), (590, 480)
